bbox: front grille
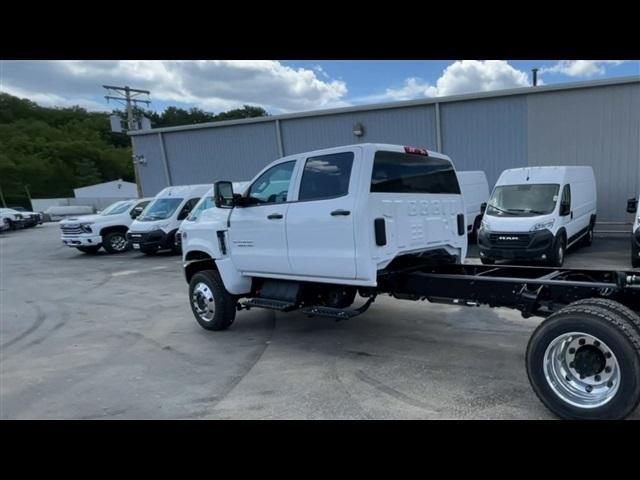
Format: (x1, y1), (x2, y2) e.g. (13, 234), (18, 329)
(61, 226), (84, 235)
(488, 233), (531, 248)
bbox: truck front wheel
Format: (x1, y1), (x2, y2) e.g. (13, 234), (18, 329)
(189, 270), (236, 331)
(526, 304), (640, 420)
(103, 231), (129, 254)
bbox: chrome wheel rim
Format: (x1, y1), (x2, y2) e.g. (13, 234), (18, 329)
(111, 234), (128, 251)
(543, 331), (620, 408)
(192, 282), (215, 322)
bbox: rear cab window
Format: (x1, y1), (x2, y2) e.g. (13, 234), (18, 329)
(370, 150), (461, 194)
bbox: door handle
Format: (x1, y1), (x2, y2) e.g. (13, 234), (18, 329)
(267, 213), (283, 220)
(331, 209), (351, 216)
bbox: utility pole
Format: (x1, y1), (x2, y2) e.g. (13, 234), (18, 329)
(103, 85), (151, 198)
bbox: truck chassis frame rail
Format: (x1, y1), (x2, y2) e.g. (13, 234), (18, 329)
(377, 263), (640, 420)
(379, 264), (640, 318)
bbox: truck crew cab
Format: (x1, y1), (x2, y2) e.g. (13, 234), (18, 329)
(181, 144), (640, 420)
(60, 198), (152, 254)
(628, 196), (640, 268)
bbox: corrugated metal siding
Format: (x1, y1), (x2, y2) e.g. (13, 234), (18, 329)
(280, 106), (437, 156)
(527, 83), (640, 223)
(162, 121), (281, 186)
(440, 96), (528, 190)
(131, 134), (168, 196)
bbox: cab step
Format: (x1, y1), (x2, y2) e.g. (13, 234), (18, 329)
(242, 298), (298, 312)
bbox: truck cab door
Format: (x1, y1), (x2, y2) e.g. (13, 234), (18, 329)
(286, 150), (358, 279)
(228, 160), (297, 275)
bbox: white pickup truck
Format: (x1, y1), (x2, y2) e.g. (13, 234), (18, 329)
(180, 142), (640, 421)
(60, 198), (152, 254)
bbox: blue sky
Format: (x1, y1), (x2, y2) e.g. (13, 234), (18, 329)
(1, 60), (638, 115)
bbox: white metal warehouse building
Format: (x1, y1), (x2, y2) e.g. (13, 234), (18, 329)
(129, 76), (640, 227)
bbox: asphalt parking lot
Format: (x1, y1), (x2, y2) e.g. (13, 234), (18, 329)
(1, 223), (638, 419)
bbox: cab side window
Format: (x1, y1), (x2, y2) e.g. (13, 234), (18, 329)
(177, 198), (200, 220)
(130, 200), (150, 219)
(298, 152), (354, 201)
(246, 161), (296, 206)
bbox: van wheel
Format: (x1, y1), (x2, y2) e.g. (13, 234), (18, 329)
(526, 304), (640, 419)
(77, 246), (101, 254)
(581, 225), (594, 247)
(189, 270), (236, 331)
(480, 258), (495, 265)
(549, 235), (566, 267)
(169, 231), (181, 254)
(102, 231), (129, 254)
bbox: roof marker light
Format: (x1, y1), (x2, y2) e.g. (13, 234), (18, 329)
(404, 146), (428, 156)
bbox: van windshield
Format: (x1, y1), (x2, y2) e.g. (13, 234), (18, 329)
(487, 184), (559, 217)
(137, 198), (183, 221)
(100, 200), (134, 216)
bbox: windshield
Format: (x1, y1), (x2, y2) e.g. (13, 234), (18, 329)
(137, 198), (183, 221)
(487, 184), (559, 217)
(100, 200), (134, 216)
(187, 195), (214, 221)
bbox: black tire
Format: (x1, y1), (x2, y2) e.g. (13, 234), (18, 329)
(526, 304), (640, 420)
(189, 270), (236, 331)
(480, 257), (495, 265)
(548, 234), (566, 267)
(468, 215), (482, 244)
(581, 224), (594, 247)
(633, 243), (640, 268)
(169, 230), (181, 255)
(633, 257), (640, 269)
(77, 246), (101, 254)
(102, 231), (129, 254)
(569, 298), (640, 336)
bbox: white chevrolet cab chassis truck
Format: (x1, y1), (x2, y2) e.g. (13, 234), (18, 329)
(181, 143), (640, 420)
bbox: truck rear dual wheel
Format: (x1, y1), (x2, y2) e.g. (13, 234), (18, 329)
(189, 270), (236, 331)
(526, 303), (640, 420)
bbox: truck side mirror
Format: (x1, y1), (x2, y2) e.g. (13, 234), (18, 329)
(560, 202), (571, 216)
(130, 206), (143, 219)
(480, 202), (487, 214)
(214, 181), (235, 208)
(627, 198), (638, 214)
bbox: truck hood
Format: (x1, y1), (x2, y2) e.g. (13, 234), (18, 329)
(60, 214), (101, 225)
(482, 214), (555, 233)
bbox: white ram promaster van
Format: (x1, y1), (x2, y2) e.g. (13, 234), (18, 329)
(60, 198), (152, 254)
(180, 143), (466, 329)
(127, 184), (210, 255)
(627, 196), (640, 268)
(478, 166), (596, 267)
(457, 170), (489, 241)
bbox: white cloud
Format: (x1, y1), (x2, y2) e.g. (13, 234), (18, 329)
(540, 60), (625, 77)
(358, 60), (531, 104)
(0, 60), (349, 113)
